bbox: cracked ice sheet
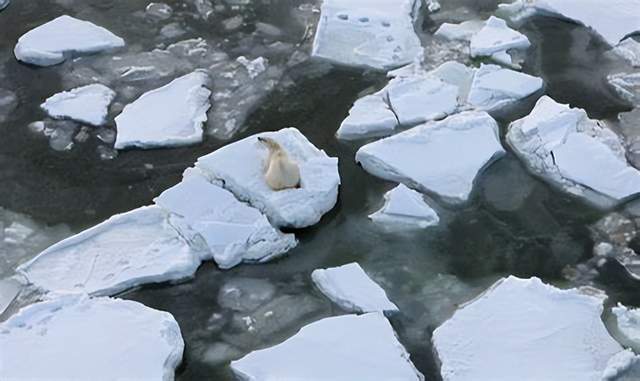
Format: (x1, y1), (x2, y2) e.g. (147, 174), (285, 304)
(356, 111), (506, 204)
(507, 96), (640, 208)
(499, 0), (640, 46)
(231, 313), (424, 381)
(114, 71), (211, 149)
(41, 84), (115, 126)
(311, 262), (399, 314)
(336, 61), (542, 140)
(155, 172), (297, 269)
(14, 15), (125, 66)
(312, 0), (423, 70)
(17, 205), (202, 297)
(195, 128), (340, 229)
(0, 295), (184, 381)
(433, 276), (628, 381)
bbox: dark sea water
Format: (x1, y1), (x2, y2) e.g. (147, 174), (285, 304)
(0, 1), (638, 380)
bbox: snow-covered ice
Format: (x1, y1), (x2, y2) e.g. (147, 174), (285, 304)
(195, 128), (340, 228)
(437, 16), (531, 67)
(155, 172), (297, 269)
(499, 0), (640, 46)
(467, 64), (543, 112)
(356, 111), (505, 204)
(613, 303), (640, 347)
(336, 92), (399, 140)
(311, 262), (399, 314)
(369, 184), (440, 228)
(14, 15), (125, 66)
(337, 61), (542, 140)
(614, 38), (640, 67)
(231, 313), (423, 381)
(0, 295), (184, 380)
(114, 71), (211, 149)
(41, 84), (116, 126)
(507, 96), (640, 208)
(433, 276), (627, 381)
(17, 206), (201, 297)
(312, 0), (423, 70)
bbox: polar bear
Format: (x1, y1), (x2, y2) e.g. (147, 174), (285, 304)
(258, 136), (301, 191)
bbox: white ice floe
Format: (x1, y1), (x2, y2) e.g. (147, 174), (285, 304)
(436, 16), (530, 67)
(369, 184), (440, 228)
(155, 173), (297, 269)
(467, 64), (543, 112)
(356, 111), (505, 204)
(41, 84), (116, 126)
(312, 0), (422, 70)
(114, 71), (211, 149)
(499, 0), (640, 46)
(613, 38), (640, 68)
(0, 295), (184, 380)
(195, 128), (340, 228)
(17, 206), (201, 297)
(231, 313), (423, 381)
(14, 15), (125, 66)
(507, 96), (640, 208)
(336, 92), (399, 140)
(613, 303), (640, 346)
(311, 262), (399, 314)
(432, 276), (627, 381)
(337, 61), (542, 140)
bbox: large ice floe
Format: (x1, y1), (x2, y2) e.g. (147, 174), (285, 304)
(356, 111), (505, 204)
(195, 128), (340, 228)
(435, 16), (531, 67)
(499, 0), (640, 46)
(369, 184), (440, 228)
(0, 295), (184, 380)
(41, 84), (116, 126)
(312, 0), (422, 70)
(155, 172), (297, 269)
(432, 276), (629, 381)
(311, 262), (399, 314)
(17, 206), (202, 297)
(231, 313), (423, 380)
(114, 71), (211, 149)
(336, 61), (543, 140)
(14, 15), (125, 66)
(507, 96), (640, 208)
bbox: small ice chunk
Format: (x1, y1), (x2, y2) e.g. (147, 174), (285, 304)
(613, 303), (640, 346)
(433, 276), (626, 381)
(336, 92), (399, 140)
(195, 128), (340, 228)
(146, 3), (173, 20)
(369, 184), (439, 228)
(114, 71), (211, 149)
(613, 38), (640, 67)
(467, 64), (543, 112)
(14, 15), (125, 66)
(236, 56), (267, 79)
(41, 84), (116, 126)
(469, 16), (530, 65)
(154, 173), (297, 269)
(435, 20), (484, 41)
(0, 0), (8, 11)
(231, 313), (423, 380)
(311, 262), (399, 314)
(312, 0), (423, 70)
(356, 111), (505, 204)
(0, 295), (184, 380)
(507, 96), (640, 207)
(17, 206), (201, 296)
(387, 76), (460, 126)
(499, 0), (640, 46)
